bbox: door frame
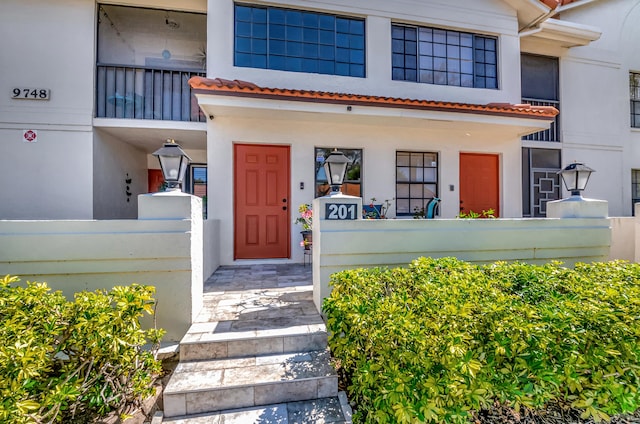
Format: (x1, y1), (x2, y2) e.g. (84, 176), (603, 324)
(233, 142), (291, 260)
(459, 152), (501, 217)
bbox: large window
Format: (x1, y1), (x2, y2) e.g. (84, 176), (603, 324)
(314, 148), (362, 197)
(234, 4), (365, 77)
(631, 72), (640, 128)
(396, 151), (438, 216)
(392, 24), (497, 89)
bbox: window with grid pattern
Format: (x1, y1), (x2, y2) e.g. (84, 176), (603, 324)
(631, 72), (640, 128)
(396, 151), (438, 216)
(392, 24), (497, 89)
(234, 4), (365, 77)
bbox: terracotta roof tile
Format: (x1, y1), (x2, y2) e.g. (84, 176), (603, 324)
(189, 77), (559, 120)
(540, 0), (580, 8)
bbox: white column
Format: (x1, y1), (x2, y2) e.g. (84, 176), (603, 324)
(312, 194), (363, 312)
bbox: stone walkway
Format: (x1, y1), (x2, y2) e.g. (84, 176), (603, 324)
(161, 264), (352, 424)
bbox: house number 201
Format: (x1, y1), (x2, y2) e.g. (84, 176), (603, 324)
(325, 203), (357, 220)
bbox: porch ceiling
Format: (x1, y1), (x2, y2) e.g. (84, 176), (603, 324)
(93, 119), (207, 153)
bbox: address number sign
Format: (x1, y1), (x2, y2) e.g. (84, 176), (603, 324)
(12, 88), (51, 100)
(325, 203), (358, 220)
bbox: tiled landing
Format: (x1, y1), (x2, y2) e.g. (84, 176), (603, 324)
(162, 264), (351, 423)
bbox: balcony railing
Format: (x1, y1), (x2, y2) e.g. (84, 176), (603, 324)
(96, 65), (206, 122)
(521, 98), (560, 142)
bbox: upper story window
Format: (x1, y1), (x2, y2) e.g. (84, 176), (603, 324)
(392, 24), (497, 89)
(631, 72), (640, 128)
(234, 4), (365, 77)
(521, 54), (559, 142)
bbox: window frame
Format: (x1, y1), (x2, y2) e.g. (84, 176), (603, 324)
(631, 72), (640, 128)
(234, 4), (366, 78)
(185, 163), (207, 218)
(395, 151), (439, 217)
(391, 23), (498, 89)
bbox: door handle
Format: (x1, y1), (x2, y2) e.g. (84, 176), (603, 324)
(282, 206), (287, 210)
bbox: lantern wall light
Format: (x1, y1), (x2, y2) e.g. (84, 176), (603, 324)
(323, 149), (351, 195)
(558, 162), (595, 198)
(152, 139), (191, 191)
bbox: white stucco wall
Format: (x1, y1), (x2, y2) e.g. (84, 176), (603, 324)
(312, 200), (612, 310)
(207, 0), (523, 105)
(94, 130), (148, 219)
(207, 113), (525, 265)
(0, 193), (205, 342)
(0, 0), (96, 219)
(524, 0), (640, 217)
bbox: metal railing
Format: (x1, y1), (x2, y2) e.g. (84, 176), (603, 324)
(96, 64), (206, 122)
(521, 98), (560, 142)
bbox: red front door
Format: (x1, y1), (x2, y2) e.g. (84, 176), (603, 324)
(459, 153), (500, 217)
(234, 144), (291, 259)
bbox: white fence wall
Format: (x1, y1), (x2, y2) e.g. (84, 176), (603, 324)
(312, 196), (613, 311)
(0, 193), (218, 342)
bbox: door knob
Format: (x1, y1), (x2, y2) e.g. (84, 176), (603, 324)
(282, 206), (287, 210)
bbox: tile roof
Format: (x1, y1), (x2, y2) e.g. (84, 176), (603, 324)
(189, 77), (559, 121)
(540, 0), (580, 8)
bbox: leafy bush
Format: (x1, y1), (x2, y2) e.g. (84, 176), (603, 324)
(323, 258), (640, 423)
(0, 275), (164, 423)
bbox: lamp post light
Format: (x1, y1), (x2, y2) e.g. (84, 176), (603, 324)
(558, 162), (595, 198)
(323, 149), (351, 195)
(152, 139), (191, 191)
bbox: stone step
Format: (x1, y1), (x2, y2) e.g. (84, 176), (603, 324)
(162, 393), (352, 423)
(163, 350), (338, 418)
(180, 320), (328, 361)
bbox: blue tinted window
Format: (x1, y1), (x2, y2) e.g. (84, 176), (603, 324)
(253, 8), (267, 23)
(391, 24), (497, 89)
(236, 21), (251, 37)
(236, 37), (251, 53)
(303, 28), (318, 43)
(319, 45), (334, 60)
(236, 6), (252, 22)
(303, 13), (318, 27)
(234, 4), (365, 77)
(286, 10), (303, 26)
(269, 8), (285, 24)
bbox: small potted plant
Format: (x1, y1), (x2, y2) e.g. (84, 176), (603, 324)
(294, 203), (313, 249)
(363, 197), (393, 219)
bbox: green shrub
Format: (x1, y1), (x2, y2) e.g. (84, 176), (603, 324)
(323, 258), (640, 423)
(0, 275), (164, 423)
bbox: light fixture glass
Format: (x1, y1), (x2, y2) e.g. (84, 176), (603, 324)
(152, 139), (191, 191)
(558, 162), (595, 197)
(323, 149), (351, 194)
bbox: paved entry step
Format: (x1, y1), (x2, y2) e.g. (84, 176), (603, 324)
(163, 350), (338, 418)
(180, 321), (328, 361)
(162, 393), (351, 423)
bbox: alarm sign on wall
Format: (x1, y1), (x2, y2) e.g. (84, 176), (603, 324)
(23, 130), (37, 143)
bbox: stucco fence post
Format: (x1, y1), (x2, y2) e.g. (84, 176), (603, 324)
(312, 196), (612, 314)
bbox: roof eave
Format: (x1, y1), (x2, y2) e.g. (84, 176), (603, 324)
(521, 17), (602, 47)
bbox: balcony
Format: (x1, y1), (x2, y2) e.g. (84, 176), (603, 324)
(96, 65), (206, 122)
(521, 98), (560, 142)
